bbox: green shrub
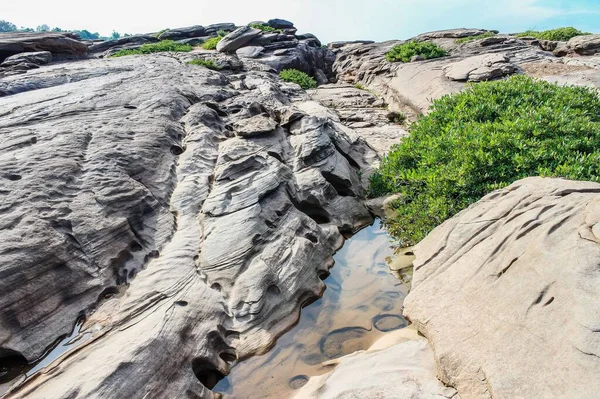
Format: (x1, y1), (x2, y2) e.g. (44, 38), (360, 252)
(516, 27), (591, 41)
(386, 41), (447, 63)
(279, 69), (317, 89)
(112, 40), (193, 57)
(371, 75), (600, 246)
(456, 31), (497, 44)
(354, 83), (366, 90)
(249, 23), (281, 33)
(217, 30), (228, 37)
(186, 58), (221, 70)
(202, 36), (222, 50)
(387, 111), (407, 124)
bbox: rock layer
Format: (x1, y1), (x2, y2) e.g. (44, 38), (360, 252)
(0, 51), (376, 398)
(404, 177), (600, 399)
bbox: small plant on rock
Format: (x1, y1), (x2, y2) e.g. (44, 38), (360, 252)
(385, 41), (447, 63)
(202, 36), (222, 50)
(516, 27), (591, 41)
(279, 69), (317, 89)
(217, 30), (228, 37)
(354, 83), (366, 90)
(249, 23), (281, 33)
(456, 31), (497, 44)
(186, 59), (221, 70)
(153, 29), (169, 38)
(112, 40), (193, 57)
(386, 111), (407, 124)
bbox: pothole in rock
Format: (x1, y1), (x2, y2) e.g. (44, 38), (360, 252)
(213, 220), (409, 398)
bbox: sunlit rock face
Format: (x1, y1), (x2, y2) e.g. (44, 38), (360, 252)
(405, 177), (600, 399)
(0, 51), (377, 398)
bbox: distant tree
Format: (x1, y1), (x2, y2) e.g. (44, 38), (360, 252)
(0, 20), (17, 32)
(52, 27), (63, 32)
(36, 24), (50, 32)
(74, 29), (100, 40)
(111, 31), (120, 40)
(19, 27), (35, 32)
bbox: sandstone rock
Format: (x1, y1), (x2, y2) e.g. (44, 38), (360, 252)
(158, 25), (206, 40)
(217, 26), (262, 53)
(410, 54), (425, 62)
(443, 53), (518, 81)
(538, 39), (559, 52)
(0, 32), (88, 62)
(1, 51), (52, 66)
(566, 34), (600, 56)
(404, 177), (600, 399)
(295, 327), (459, 399)
(236, 45), (264, 59)
(416, 28), (492, 40)
(233, 114), (278, 137)
(479, 36), (508, 46)
(0, 50), (377, 398)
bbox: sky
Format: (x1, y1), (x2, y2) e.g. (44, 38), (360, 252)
(1, 0), (599, 43)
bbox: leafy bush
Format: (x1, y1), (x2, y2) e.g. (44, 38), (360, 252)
(112, 40), (193, 57)
(386, 41), (447, 63)
(456, 31), (497, 44)
(279, 69), (317, 89)
(202, 36), (222, 50)
(217, 30), (228, 37)
(371, 75), (600, 246)
(249, 23), (281, 33)
(516, 27), (591, 41)
(187, 58), (221, 70)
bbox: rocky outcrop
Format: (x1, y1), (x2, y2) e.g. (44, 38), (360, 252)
(158, 25), (207, 40)
(217, 26), (262, 53)
(404, 177), (600, 399)
(87, 34), (159, 56)
(553, 34), (600, 57)
(443, 53), (518, 82)
(0, 32), (88, 62)
(295, 327), (459, 399)
(0, 46), (378, 398)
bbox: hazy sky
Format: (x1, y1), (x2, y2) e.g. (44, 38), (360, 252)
(1, 0), (599, 43)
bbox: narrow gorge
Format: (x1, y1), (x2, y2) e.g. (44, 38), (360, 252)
(1, 18), (600, 399)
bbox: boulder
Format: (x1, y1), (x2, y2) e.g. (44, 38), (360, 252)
(267, 18), (295, 29)
(0, 32), (88, 62)
(158, 25), (206, 40)
(295, 328), (459, 399)
(205, 23), (237, 35)
(233, 114), (278, 137)
(566, 34), (600, 56)
(236, 45), (264, 59)
(443, 53), (518, 81)
(88, 34), (158, 54)
(1, 51), (52, 66)
(404, 177), (600, 399)
(216, 26), (262, 53)
(256, 43), (336, 78)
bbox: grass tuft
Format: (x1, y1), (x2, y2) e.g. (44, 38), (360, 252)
(249, 23), (282, 33)
(279, 69), (317, 89)
(456, 31), (497, 44)
(516, 27), (591, 41)
(112, 40), (193, 57)
(202, 36), (222, 50)
(186, 58), (221, 70)
(385, 41), (447, 63)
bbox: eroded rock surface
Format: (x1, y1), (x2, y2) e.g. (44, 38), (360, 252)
(0, 50), (377, 398)
(404, 177), (600, 399)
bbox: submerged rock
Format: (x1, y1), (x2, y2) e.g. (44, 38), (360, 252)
(404, 177), (600, 399)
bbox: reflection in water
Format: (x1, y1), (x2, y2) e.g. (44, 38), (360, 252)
(214, 220), (409, 398)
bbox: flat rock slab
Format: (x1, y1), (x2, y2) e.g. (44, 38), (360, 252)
(0, 32), (88, 61)
(217, 26), (262, 53)
(1, 51), (52, 66)
(404, 177), (600, 399)
(295, 327), (458, 399)
(443, 53), (517, 82)
(233, 114), (278, 137)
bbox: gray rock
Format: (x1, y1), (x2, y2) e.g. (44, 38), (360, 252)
(566, 34), (600, 56)
(538, 39), (559, 52)
(247, 32), (280, 46)
(1, 51), (52, 66)
(233, 114), (278, 137)
(88, 35), (158, 54)
(0, 51), (378, 399)
(404, 177), (600, 399)
(158, 25), (206, 40)
(480, 36), (508, 46)
(236, 45), (264, 59)
(267, 18), (295, 29)
(443, 53), (518, 81)
(216, 26), (262, 53)
(0, 32), (88, 62)
(329, 40), (375, 49)
(205, 23), (237, 35)
(416, 28), (493, 40)
(410, 54), (425, 62)
(256, 43), (336, 78)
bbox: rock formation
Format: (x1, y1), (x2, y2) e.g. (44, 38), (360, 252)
(404, 177), (600, 398)
(1, 19), (600, 399)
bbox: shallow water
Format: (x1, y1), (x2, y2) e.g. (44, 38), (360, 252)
(213, 220), (409, 398)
